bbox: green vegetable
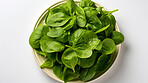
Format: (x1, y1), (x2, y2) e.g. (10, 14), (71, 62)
(29, 0), (125, 82)
(47, 27), (65, 38)
(62, 48), (78, 72)
(111, 31), (124, 45)
(40, 36), (65, 53)
(29, 24), (48, 48)
(47, 12), (71, 27)
(101, 38), (116, 54)
(78, 51), (98, 68)
(80, 66), (96, 81)
(40, 59), (54, 69)
(79, 0), (95, 8)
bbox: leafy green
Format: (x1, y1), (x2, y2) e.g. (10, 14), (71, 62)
(40, 36), (65, 53)
(78, 51), (98, 68)
(56, 52), (63, 64)
(101, 38), (116, 54)
(76, 7), (86, 27)
(80, 66), (96, 81)
(111, 31), (124, 45)
(62, 48), (78, 72)
(47, 27), (65, 38)
(40, 59), (54, 69)
(79, 0), (95, 8)
(47, 12), (71, 27)
(29, 25), (48, 48)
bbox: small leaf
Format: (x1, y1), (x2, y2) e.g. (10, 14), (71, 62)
(47, 27), (65, 38)
(40, 59), (54, 69)
(95, 24), (110, 34)
(101, 38), (116, 54)
(111, 31), (124, 45)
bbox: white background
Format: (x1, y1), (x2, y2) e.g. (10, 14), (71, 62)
(0, 0), (148, 83)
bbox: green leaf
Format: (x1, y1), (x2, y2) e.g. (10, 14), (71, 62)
(80, 66), (96, 81)
(63, 16), (76, 30)
(79, 0), (95, 8)
(95, 41), (102, 51)
(76, 7), (86, 27)
(47, 12), (71, 27)
(56, 52), (63, 64)
(70, 29), (100, 50)
(67, 0), (77, 15)
(111, 31), (124, 45)
(29, 24), (48, 49)
(101, 38), (116, 54)
(85, 11), (102, 31)
(95, 54), (111, 71)
(62, 48), (78, 72)
(47, 27), (65, 38)
(84, 7), (98, 15)
(53, 64), (64, 80)
(63, 66), (80, 82)
(76, 47), (92, 58)
(56, 32), (68, 43)
(40, 36), (65, 53)
(35, 49), (46, 57)
(95, 24), (110, 34)
(78, 51), (98, 68)
(40, 59), (54, 69)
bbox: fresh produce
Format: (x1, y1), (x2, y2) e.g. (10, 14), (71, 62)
(29, 0), (124, 82)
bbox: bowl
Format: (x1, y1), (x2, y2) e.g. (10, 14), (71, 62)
(32, 0), (121, 83)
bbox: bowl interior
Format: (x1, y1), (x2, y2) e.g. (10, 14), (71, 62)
(32, 1), (121, 83)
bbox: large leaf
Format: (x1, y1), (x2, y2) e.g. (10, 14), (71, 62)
(62, 48), (78, 72)
(29, 25), (48, 48)
(47, 12), (71, 27)
(40, 36), (65, 53)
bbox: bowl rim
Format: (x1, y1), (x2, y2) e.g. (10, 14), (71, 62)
(32, 0), (121, 83)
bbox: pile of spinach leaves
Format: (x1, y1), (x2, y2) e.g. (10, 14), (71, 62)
(29, 0), (124, 82)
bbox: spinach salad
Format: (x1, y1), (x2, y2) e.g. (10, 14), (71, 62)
(29, 0), (124, 82)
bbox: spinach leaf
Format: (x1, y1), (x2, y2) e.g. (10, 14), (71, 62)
(53, 64), (65, 80)
(84, 7), (98, 15)
(76, 7), (86, 27)
(51, 4), (69, 15)
(29, 25), (48, 49)
(67, 0), (77, 15)
(46, 53), (56, 62)
(70, 29), (100, 50)
(75, 47), (92, 58)
(95, 54), (111, 71)
(56, 32), (68, 43)
(40, 36), (65, 53)
(79, 0), (95, 8)
(35, 49), (46, 57)
(63, 66), (80, 83)
(80, 66), (96, 81)
(95, 41), (102, 51)
(56, 52), (63, 64)
(70, 29), (86, 46)
(42, 26), (51, 36)
(101, 38), (116, 54)
(95, 24), (110, 34)
(40, 59), (54, 69)
(47, 12), (71, 27)
(63, 16), (76, 30)
(111, 31), (124, 45)
(100, 12), (116, 37)
(78, 51), (98, 68)
(47, 27), (65, 38)
(85, 11), (102, 31)
(45, 9), (53, 25)
(62, 48), (78, 72)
